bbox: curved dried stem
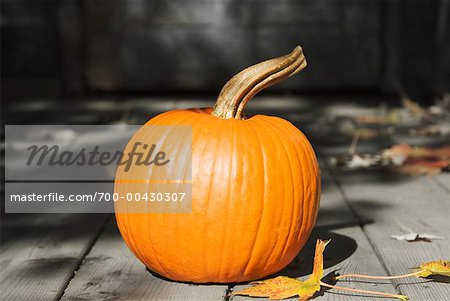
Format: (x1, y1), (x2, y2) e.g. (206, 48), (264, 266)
(212, 46), (307, 119)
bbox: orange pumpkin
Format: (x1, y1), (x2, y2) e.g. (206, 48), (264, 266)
(115, 46), (320, 283)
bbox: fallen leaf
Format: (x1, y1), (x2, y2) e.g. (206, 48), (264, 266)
(355, 112), (399, 125)
(383, 144), (411, 166)
(405, 159), (449, 169)
(409, 145), (450, 159)
(234, 239), (330, 301)
(329, 154), (381, 170)
(334, 117), (380, 139)
(332, 143), (450, 175)
(355, 114), (386, 125)
(402, 96), (431, 121)
(384, 144), (450, 176)
(415, 260), (450, 277)
(345, 154), (378, 169)
(357, 128), (379, 139)
(391, 164), (443, 176)
(409, 124), (450, 137)
(391, 232), (445, 242)
(236, 240), (409, 301)
(391, 232), (419, 241)
(430, 93), (450, 118)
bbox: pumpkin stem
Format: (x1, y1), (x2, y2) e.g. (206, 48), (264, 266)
(211, 46), (307, 119)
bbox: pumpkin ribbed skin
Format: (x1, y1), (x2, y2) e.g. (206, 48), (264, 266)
(115, 108), (320, 283)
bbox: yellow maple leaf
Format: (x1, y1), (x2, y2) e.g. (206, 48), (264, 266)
(415, 260), (450, 278)
(234, 239), (330, 301)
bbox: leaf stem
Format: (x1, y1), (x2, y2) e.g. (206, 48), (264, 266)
(334, 269), (424, 280)
(319, 281), (409, 300)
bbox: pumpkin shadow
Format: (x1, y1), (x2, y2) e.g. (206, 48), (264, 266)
(271, 226), (358, 279)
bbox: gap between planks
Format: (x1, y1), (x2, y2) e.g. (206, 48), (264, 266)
(328, 164), (450, 301)
(56, 215), (112, 300)
(0, 213), (110, 301)
(59, 218), (230, 301)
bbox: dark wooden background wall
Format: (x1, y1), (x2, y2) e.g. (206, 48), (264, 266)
(1, 0), (449, 99)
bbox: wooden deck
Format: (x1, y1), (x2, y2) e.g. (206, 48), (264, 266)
(1, 95), (449, 301)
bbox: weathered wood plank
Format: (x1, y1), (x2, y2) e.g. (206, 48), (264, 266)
(60, 219), (229, 301)
(1, 0), (62, 99)
(0, 214), (109, 301)
(84, 0), (380, 91)
(1, 0), (60, 78)
(3, 99), (127, 125)
(332, 169), (450, 300)
(59, 0), (85, 95)
(434, 173), (450, 192)
(234, 169), (400, 300)
(382, 0), (402, 91)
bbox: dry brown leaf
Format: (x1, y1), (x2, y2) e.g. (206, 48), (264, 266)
(391, 164), (442, 176)
(383, 144), (411, 166)
(402, 96), (430, 121)
(384, 144), (450, 176)
(409, 124), (450, 137)
(355, 112), (399, 125)
(355, 115), (385, 124)
(356, 128), (379, 139)
(411, 146), (450, 159)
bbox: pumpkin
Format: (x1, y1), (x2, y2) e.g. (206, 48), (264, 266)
(114, 46), (320, 283)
